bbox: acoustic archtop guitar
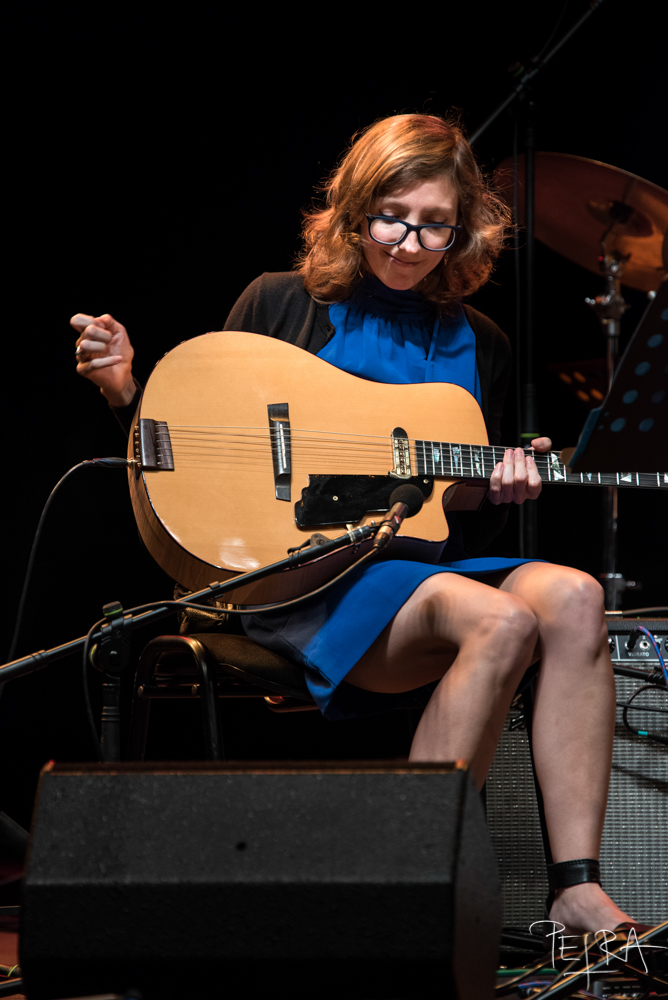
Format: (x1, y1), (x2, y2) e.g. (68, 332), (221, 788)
(128, 331), (666, 606)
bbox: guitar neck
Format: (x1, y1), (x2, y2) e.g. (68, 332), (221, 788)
(414, 441), (668, 490)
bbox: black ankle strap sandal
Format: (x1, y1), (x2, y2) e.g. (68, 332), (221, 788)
(546, 858), (601, 917)
(545, 858), (658, 943)
(547, 858), (601, 893)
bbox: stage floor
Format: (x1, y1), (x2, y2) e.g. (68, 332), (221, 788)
(0, 930), (22, 998)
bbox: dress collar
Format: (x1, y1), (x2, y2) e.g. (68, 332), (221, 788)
(348, 275), (436, 320)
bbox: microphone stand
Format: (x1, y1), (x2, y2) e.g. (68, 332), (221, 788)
(0, 523), (376, 686)
(467, 0), (607, 147)
(0, 523), (377, 760)
(468, 0), (607, 556)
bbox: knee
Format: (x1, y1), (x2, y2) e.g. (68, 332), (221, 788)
(529, 567), (609, 662)
(541, 567), (605, 621)
(469, 595), (539, 689)
(479, 592), (539, 652)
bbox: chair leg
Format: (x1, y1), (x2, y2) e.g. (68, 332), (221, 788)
(127, 636), (225, 761)
(191, 641), (225, 761)
(127, 643), (161, 760)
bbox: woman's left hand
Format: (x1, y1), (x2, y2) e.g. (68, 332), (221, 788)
(487, 437), (552, 505)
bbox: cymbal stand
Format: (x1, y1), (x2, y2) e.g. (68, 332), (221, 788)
(585, 245), (632, 609)
(468, 0), (607, 558)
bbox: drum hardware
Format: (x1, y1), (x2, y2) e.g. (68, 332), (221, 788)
(494, 154), (668, 609)
(469, 2), (610, 559)
(588, 250), (630, 610)
(493, 153), (668, 293)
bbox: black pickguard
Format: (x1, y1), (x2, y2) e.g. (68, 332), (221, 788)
(294, 475), (433, 527)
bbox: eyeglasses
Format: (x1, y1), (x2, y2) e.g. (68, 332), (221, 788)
(366, 215), (462, 252)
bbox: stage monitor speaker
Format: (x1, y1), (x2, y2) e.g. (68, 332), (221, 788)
(21, 760), (501, 1000)
(486, 618), (668, 932)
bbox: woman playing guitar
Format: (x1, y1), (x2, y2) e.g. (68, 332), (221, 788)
(71, 114), (645, 937)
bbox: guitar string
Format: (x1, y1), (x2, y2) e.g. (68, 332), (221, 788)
(169, 422), (545, 445)
(169, 431), (559, 467)
(171, 431), (387, 444)
(169, 443), (565, 475)
(170, 426), (510, 449)
(157, 429), (665, 481)
(169, 435), (558, 468)
(162, 463), (660, 491)
(169, 428), (548, 461)
(161, 448), (660, 487)
(170, 437), (392, 454)
(169, 439), (519, 464)
(170, 425), (518, 454)
(164, 430), (661, 481)
(167, 425), (575, 469)
(169, 424), (550, 455)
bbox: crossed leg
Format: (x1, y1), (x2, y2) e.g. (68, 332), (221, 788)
(345, 562), (633, 933)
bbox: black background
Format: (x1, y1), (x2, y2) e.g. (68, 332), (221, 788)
(2, 1), (665, 834)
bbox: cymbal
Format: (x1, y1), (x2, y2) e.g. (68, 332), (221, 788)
(493, 153), (668, 292)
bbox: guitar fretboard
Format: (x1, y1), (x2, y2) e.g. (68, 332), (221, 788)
(415, 442), (668, 490)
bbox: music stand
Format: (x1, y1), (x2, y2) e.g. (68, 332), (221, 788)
(569, 279), (667, 473)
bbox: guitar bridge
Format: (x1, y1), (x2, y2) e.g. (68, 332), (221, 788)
(389, 427), (411, 479)
(134, 419), (175, 472)
(268, 403), (291, 501)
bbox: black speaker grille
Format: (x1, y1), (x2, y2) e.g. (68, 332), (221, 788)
(486, 725), (546, 929)
(600, 674), (667, 923)
(21, 762), (502, 1000)
(486, 670), (667, 929)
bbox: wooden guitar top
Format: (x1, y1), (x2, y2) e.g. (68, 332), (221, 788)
(128, 331), (489, 603)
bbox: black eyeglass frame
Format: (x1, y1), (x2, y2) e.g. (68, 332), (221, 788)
(366, 214), (462, 252)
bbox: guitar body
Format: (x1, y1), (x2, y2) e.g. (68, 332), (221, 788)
(128, 331), (489, 604)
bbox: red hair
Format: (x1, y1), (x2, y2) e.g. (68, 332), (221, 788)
(297, 113), (511, 311)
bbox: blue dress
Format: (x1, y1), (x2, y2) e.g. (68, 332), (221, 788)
(243, 278), (533, 720)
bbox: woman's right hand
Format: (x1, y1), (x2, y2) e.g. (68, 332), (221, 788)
(70, 313), (136, 407)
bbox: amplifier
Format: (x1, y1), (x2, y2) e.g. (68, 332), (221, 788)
(485, 618), (668, 931)
(21, 761), (501, 1000)
(606, 616), (668, 672)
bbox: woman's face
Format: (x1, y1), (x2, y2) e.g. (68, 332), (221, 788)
(362, 174), (459, 291)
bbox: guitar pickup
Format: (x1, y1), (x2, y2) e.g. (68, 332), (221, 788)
(295, 474), (433, 526)
(389, 427), (411, 479)
(134, 419), (175, 471)
(268, 403), (291, 501)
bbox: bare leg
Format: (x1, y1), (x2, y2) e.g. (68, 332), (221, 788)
(347, 572), (538, 789)
(498, 563), (633, 932)
(346, 563), (633, 933)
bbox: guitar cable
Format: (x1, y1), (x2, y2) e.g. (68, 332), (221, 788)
(7, 463), (410, 756)
(81, 549), (384, 758)
(620, 684), (668, 746)
(81, 496), (419, 757)
(79, 581), (668, 758)
(617, 627), (668, 747)
(2, 459), (133, 708)
(15, 464), (668, 757)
